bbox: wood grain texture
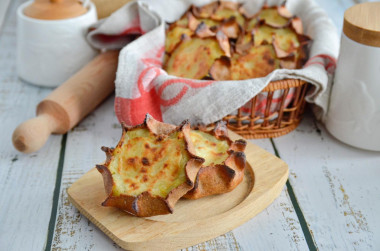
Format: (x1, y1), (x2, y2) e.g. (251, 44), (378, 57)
(232, 140), (308, 251)
(4, 0), (376, 250)
(0, 0), (11, 32)
(273, 112), (380, 250)
(51, 97), (307, 250)
(273, 0), (380, 250)
(314, 0), (377, 31)
(314, 0), (353, 31)
(12, 50), (118, 153)
(50, 97), (123, 251)
(0, 0), (63, 250)
(343, 2), (380, 47)
(67, 129), (288, 250)
(232, 187), (308, 250)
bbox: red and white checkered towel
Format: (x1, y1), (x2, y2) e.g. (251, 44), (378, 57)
(87, 0), (339, 126)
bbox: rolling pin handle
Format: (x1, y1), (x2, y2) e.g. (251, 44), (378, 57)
(12, 114), (57, 153)
(12, 51), (119, 153)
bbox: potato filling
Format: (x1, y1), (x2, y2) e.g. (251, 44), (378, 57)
(108, 128), (189, 198)
(190, 130), (229, 166)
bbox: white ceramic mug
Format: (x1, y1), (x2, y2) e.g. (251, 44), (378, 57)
(17, 1), (98, 87)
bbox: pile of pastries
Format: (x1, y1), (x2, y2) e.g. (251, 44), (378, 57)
(163, 1), (311, 80)
(96, 2), (312, 217)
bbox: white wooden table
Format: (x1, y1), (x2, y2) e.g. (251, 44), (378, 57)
(1, 0), (379, 250)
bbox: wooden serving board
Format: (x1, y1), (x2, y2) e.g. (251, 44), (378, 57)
(68, 131), (288, 250)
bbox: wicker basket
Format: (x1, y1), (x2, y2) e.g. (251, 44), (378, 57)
(222, 79), (309, 139)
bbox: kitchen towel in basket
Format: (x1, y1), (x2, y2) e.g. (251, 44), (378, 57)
(88, 0), (339, 126)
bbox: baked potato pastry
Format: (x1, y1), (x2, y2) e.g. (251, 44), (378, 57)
(164, 1), (311, 80)
(185, 122), (247, 199)
(164, 36), (226, 79)
(96, 115), (204, 217)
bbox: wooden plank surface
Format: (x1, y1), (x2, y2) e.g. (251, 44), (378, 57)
(232, 140), (308, 251)
(1, 0), (378, 250)
(273, 112), (380, 250)
(50, 97), (123, 251)
(0, 0), (11, 33)
(233, 187), (308, 250)
(315, 0), (377, 32)
(66, 130), (289, 250)
(0, 0), (63, 250)
(315, 0), (352, 31)
(272, 0), (380, 250)
(50, 96), (308, 250)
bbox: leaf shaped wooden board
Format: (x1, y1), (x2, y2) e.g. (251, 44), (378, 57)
(68, 130), (288, 250)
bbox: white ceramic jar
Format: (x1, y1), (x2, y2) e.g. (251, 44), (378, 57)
(17, 1), (98, 87)
(326, 2), (380, 151)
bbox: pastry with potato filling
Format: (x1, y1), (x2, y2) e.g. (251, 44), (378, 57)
(165, 26), (193, 54)
(230, 44), (280, 80)
(184, 122), (247, 199)
(165, 36), (225, 79)
(163, 1), (311, 79)
(96, 115), (204, 217)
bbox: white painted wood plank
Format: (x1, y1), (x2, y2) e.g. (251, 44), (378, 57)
(51, 95), (307, 250)
(271, 0), (380, 249)
(314, 0), (353, 31)
(233, 188), (307, 250)
(52, 0), (380, 249)
(0, 0), (11, 33)
(314, 0), (378, 33)
(0, 0), (63, 250)
(50, 96), (123, 250)
(273, 112), (380, 250)
(314, 0), (378, 31)
(232, 139), (308, 251)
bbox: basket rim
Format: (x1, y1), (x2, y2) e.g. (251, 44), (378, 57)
(263, 79), (308, 92)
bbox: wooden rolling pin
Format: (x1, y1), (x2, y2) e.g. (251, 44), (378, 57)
(12, 50), (119, 153)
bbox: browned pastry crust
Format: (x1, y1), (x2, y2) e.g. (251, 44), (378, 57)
(96, 114), (204, 217)
(164, 1), (312, 80)
(184, 122), (247, 199)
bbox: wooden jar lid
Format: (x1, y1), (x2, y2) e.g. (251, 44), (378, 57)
(24, 0), (87, 20)
(343, 2), (380, 47)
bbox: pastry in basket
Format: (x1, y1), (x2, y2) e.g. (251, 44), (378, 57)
(163, 1), (311, 80)
(185, 122), (247, 199)
(96, 115), (204, 217)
